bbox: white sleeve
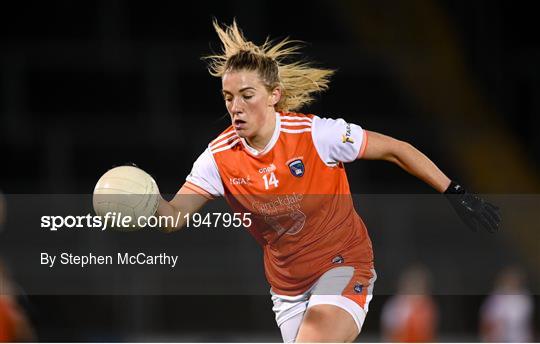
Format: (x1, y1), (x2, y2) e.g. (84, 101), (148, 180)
(311, 115), (367, 164)
(185, 147), (224, 197)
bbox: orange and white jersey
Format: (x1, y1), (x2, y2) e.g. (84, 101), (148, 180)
(185, 112), (374, 295)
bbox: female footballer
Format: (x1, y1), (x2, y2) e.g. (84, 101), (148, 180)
(157, 21), (500, 342)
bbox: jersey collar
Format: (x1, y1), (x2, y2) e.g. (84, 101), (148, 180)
(240, 112), (281, 157)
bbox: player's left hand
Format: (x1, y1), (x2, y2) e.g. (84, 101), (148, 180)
(444, 181), (501, 233)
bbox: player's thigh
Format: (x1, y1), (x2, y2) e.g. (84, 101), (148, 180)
(296, 303), (359, 342)
(296, 266), (377, 342)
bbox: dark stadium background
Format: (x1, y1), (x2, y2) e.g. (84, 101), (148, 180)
(1, 0), (539, 342)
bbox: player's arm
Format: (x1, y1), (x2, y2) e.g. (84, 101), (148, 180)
(157, 147), (223, 232)
(359, 130), (500, 232)
(359, 131), (451, 192)
(157, 184), (210, 233)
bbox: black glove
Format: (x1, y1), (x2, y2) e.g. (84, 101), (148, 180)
(444, 181), (501, 233)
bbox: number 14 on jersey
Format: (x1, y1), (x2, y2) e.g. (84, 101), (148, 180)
(262, 172), (279, 190)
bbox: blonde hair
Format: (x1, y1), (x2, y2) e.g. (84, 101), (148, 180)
(204, 20), (335, 112)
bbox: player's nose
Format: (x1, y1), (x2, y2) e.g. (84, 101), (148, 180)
(230, 97), (243, 114)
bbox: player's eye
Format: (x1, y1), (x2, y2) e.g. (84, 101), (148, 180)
(243, 94), (253, 100)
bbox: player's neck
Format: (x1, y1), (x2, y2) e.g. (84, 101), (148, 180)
(246, 111), (276, 151)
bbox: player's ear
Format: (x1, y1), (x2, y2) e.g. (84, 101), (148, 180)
(269, 86), (281, 106)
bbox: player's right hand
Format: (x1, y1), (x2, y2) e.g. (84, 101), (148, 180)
(444, 181), (501, 233)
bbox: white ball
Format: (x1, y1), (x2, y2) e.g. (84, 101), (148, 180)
(93, 166), (160, 230)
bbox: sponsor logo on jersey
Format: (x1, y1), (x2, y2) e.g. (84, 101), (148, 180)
(288, 159), (305, 177)
(354, 282), (363, 294)
(229, 176), (251, 185)
(252, 193), (303, 216)
(342, 123), (355, 144)
(332, 255), (344, 264)
(258, 164), (276, 174)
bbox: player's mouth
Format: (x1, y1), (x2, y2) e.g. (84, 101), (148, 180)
(234, 119), (247, 130)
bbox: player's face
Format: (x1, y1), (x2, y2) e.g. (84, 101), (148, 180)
(222, 69), (278, 139)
